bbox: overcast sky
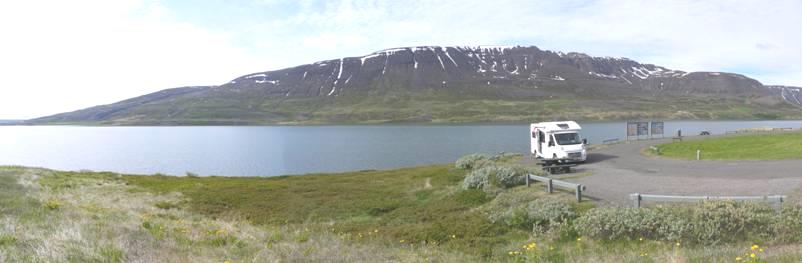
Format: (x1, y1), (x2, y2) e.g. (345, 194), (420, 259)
(1, 0), (800, 119)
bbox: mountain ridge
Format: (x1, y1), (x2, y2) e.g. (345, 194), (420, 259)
(30, 45), (802, 125)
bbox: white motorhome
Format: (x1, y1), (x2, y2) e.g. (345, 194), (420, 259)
(530, 121), (587, 163)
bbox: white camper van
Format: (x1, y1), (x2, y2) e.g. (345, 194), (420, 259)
(530, 121), (587, 163)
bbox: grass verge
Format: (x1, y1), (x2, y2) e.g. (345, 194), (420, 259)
(653, 132), (802, 160)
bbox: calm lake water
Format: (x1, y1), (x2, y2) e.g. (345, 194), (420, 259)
(2, 120), (802, 176)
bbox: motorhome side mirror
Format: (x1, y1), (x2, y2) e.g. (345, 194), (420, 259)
(548, 141), (555, 147)
(582, 139), (587, 145)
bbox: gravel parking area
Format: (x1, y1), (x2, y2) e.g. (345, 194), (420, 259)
(523, 137), (802, 205)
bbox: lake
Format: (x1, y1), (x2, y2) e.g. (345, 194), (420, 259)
(2, 120), (802, 176)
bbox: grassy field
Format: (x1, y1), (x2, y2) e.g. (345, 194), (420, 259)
(654, 132), (802, 160)
(2, 161), (802, 262)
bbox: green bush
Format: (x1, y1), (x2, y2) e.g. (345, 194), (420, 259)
(501, 199), (577, 231)
(575, 201), (789, 244)
(574, 207), (684, 241)
(461, 166), (492, 190)
(493, 165), (530, 188)
(461, 165), (532, 191)
(455, 154), (490, 170)
(685, 201), (775, 244)
(524, 199), (577, 227)
(773, 204), (802, 242)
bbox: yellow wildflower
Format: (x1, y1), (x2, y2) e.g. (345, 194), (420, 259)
(639, 237), (643, 241)
(374, 229), (378, 233)
(508, 251), (514, 256)
(549, 246), (554, 251)
(451, 234), (456, 239)
(751, 244), (759, 251)
(400, 239), (405, 243)
(675, 242), (680, 247)
(736, 257), (742, 261)
(750, 253), (756, 258)
(576, 237), (582, 242)
(759, 248), (764, 252)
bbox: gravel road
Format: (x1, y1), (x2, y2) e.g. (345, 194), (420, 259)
(523, 137), (802, 205)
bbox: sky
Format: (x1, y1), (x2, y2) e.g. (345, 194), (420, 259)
(1, 0), (801, 119)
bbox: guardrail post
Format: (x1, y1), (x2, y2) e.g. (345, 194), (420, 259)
(630, 193), (641, 208)
(526, 174), (530, 187)
(576, 184), (582, 202)
(547, 179), (553, 193)
(768, 195), (784, 214)
(696, 150), (701, 160)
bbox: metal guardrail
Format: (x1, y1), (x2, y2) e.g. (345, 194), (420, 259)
(629, 193), (786, 211)
(527, 174), (586, 202)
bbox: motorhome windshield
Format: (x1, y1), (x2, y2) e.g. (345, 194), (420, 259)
(554, 133), (581, 145)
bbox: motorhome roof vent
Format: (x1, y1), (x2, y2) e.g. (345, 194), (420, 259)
(557, 123), (569, 129)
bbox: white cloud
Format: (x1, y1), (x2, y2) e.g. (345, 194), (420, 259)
(0, 0), (268, 119)
(1, 0), (801, 119)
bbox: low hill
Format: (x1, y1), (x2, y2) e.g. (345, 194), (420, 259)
(31, 46), (802, 125)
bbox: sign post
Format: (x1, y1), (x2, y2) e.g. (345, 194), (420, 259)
(636, 122), (649, 140)
(650, 121), (664, 139)
(627, 122), (638, 141)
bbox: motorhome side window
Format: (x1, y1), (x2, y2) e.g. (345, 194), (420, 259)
(554, 133), (581, 145)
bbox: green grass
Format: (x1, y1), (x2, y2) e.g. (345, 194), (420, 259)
(655, 132), (802, 160)
(3, 164), (802, 262)
(121, 165), (530, 257)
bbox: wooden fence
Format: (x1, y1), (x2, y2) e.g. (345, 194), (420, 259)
(527, 174), (586, 202)
(629, 193), (786, 211)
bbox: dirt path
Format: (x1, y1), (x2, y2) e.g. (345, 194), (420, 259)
(522, 137), (802, 205)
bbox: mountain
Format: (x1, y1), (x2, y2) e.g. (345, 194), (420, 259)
(31, 45), (802, 125)
(0, 119), (24, 125)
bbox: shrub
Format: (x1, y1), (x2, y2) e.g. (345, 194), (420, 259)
(524, 199), (577, 227)
(493, 165), (530, 188)
(773, 204), (802, 242)
(461, 165), (533, 191)
(455, 154), (490, 170)
(685, 201), (775, 244)
(574, 207), (683, 241)
(461, 166), (492, 190)
(575, 201), (785, 244)
(500, 199), (577, 231)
